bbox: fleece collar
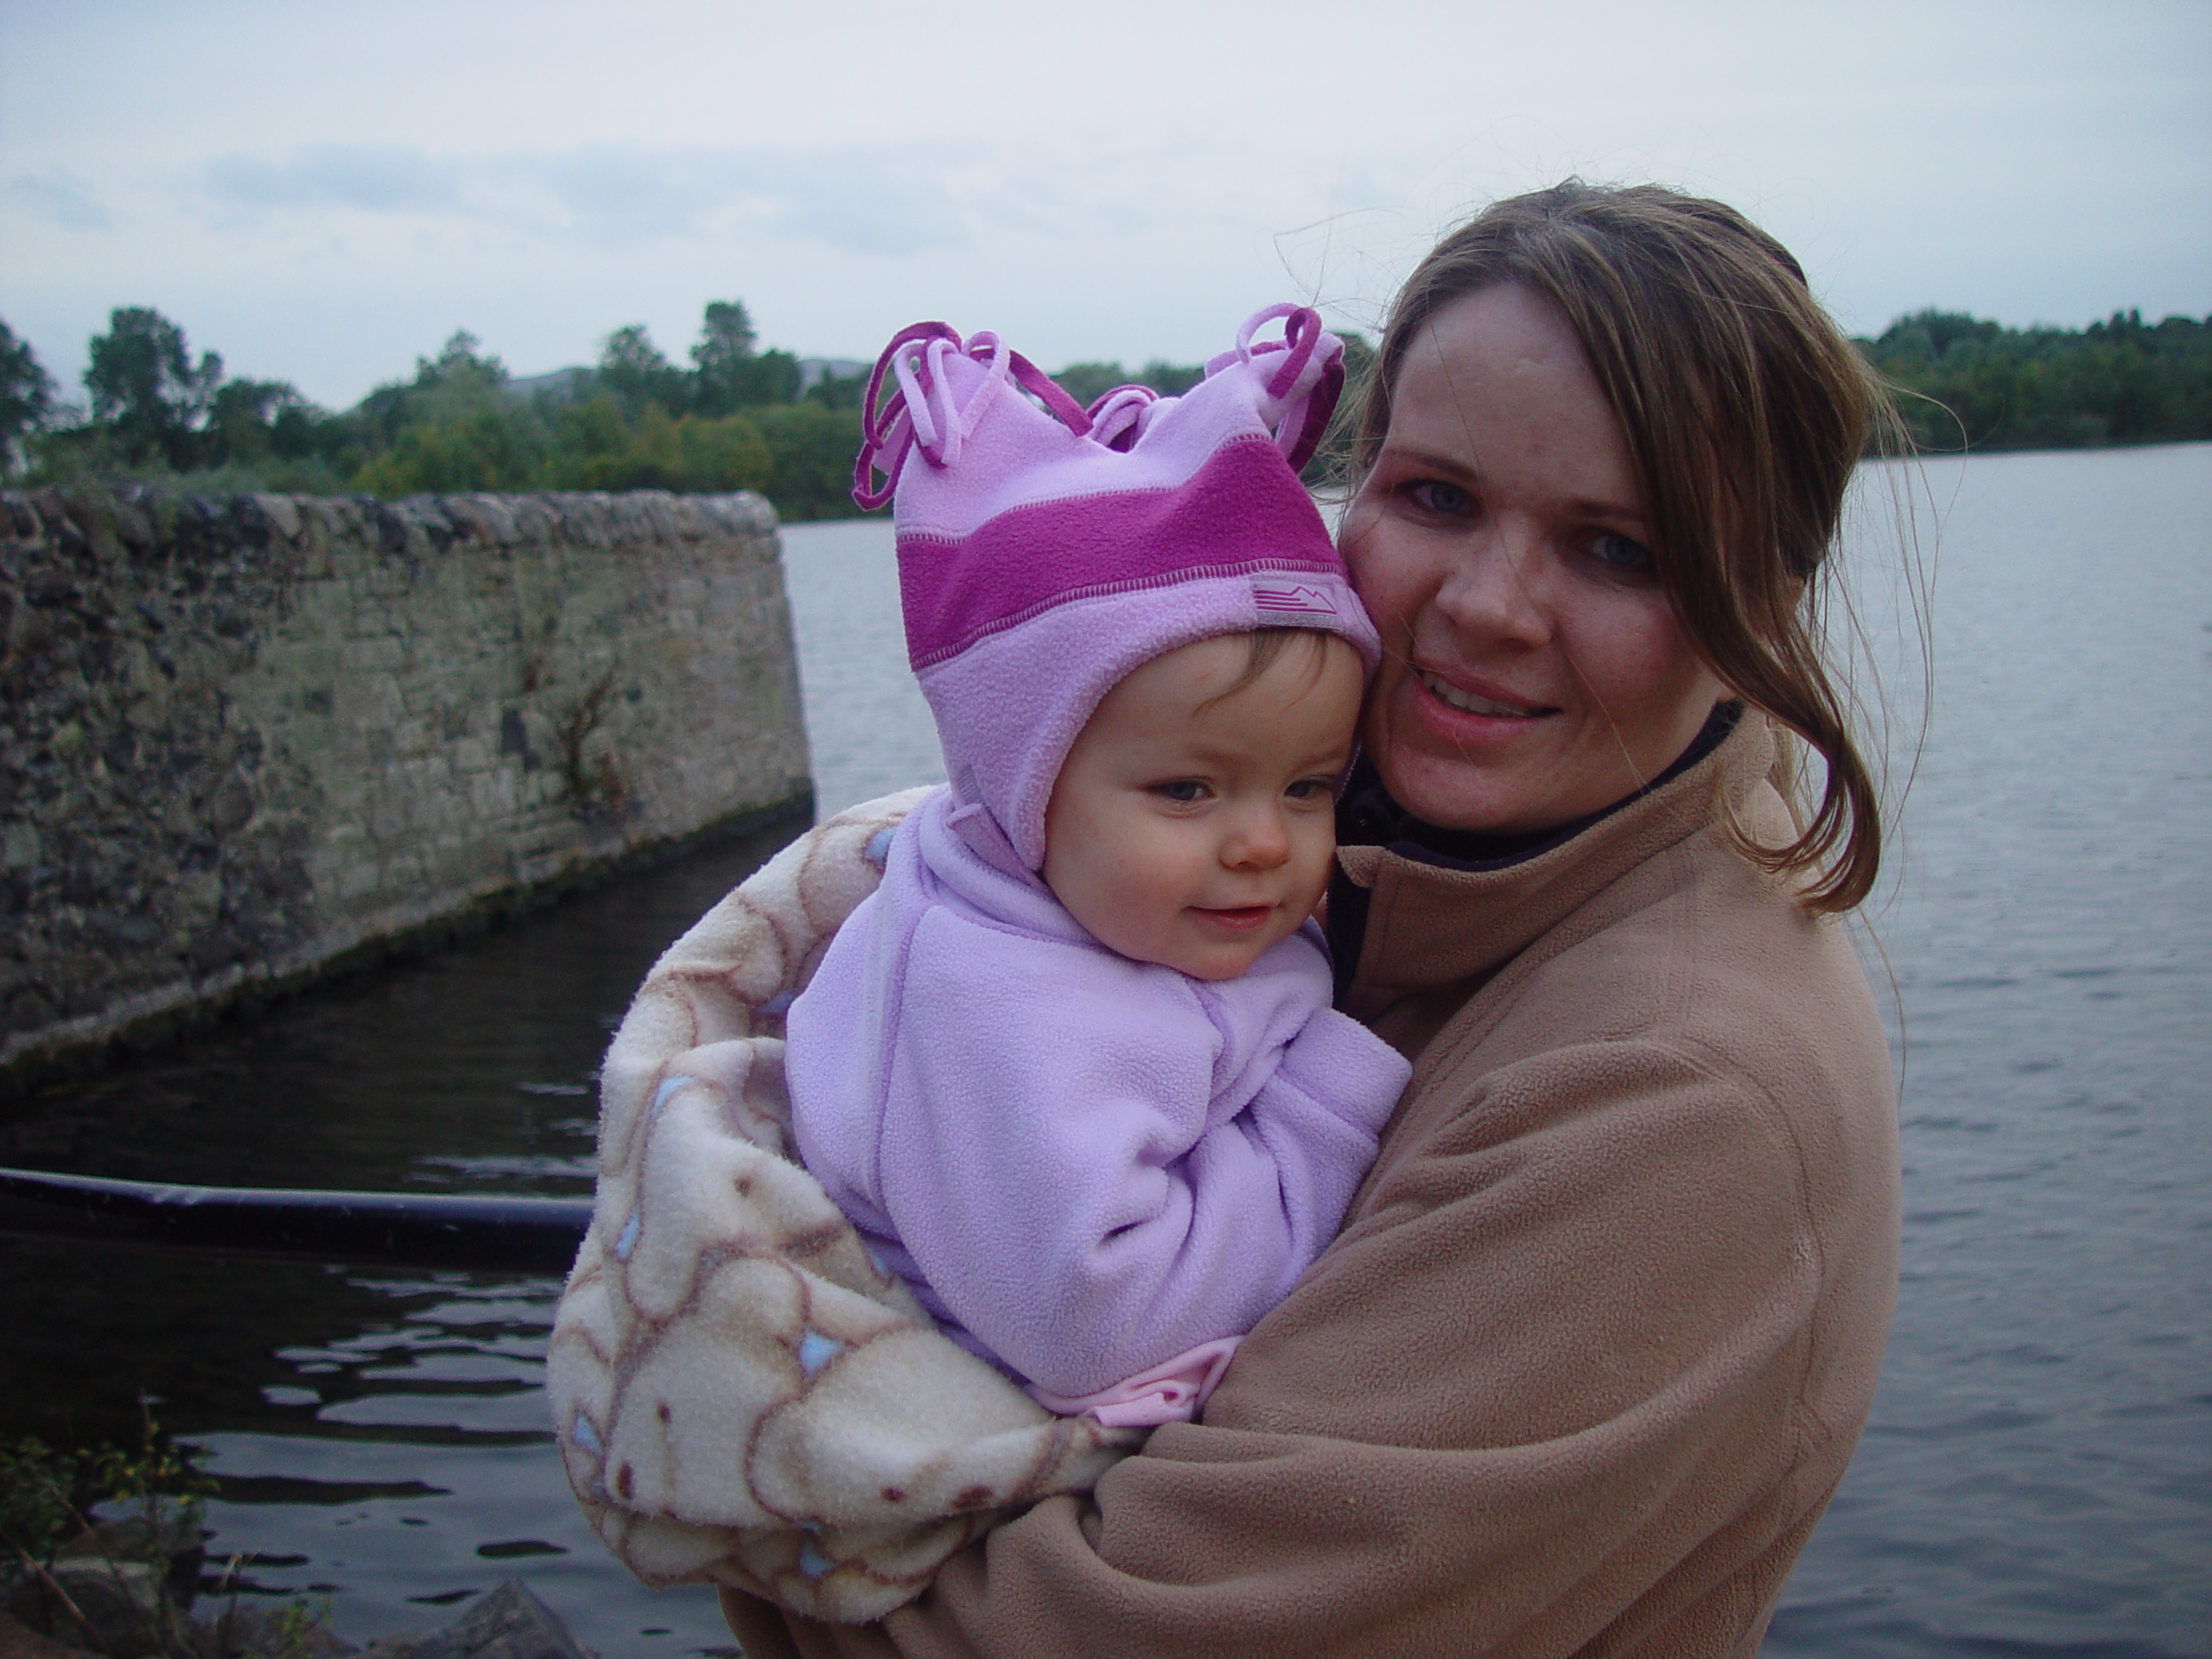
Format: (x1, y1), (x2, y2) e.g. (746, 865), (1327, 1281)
(1334, 708), (1786, 1004)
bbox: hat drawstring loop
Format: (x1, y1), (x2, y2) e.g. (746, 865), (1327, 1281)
(855, 327), (1096, 510)
(1084, 385), (1158, 453)
(855, 321), (957, 510)
(1226, 303), (1342, 472)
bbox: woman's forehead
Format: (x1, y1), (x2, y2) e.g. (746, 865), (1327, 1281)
(1387, 289), (1643, 518)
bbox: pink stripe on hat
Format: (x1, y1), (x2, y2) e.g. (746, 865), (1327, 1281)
(855, 304), (1379, 869)
(899, 436), (1344, 671)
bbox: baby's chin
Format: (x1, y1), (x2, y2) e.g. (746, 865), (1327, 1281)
(1141, 915), (1306, 981)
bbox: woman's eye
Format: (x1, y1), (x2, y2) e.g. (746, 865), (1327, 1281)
(1403, 479), (1474, 518)
(1590, 531), (1656, 574)
(1150, 779), (1208, 804)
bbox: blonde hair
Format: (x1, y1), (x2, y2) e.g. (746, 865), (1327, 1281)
(1351, 181), (1908, 912)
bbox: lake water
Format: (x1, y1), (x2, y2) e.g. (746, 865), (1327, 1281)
(2, 443), (2206, 1656)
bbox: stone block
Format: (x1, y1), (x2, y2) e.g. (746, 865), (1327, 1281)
(251, 493), (302, 543)
(469, 770), (518, 821)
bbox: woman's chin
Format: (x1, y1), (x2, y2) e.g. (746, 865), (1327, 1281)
(1370, 746), (1528, 835)
(1371, 702), (1562, 836)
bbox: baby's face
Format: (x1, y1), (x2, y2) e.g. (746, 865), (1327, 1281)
(1041, 632), (1363, 981)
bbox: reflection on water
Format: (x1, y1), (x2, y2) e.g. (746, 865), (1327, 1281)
(3, 453), (2208, 1655)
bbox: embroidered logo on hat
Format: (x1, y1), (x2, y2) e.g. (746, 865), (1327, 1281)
(1253, 580), (1342, 617)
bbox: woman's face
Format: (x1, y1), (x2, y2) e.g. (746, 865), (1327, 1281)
(1341, 283), (1727, 836)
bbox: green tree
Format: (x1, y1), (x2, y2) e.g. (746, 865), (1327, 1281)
(748, 403), (864, 519)
(355, 329), (510, 438)
(353, 404), (544, 496)
(0, 320), (55, 472)
(202, 378), (320, 467)
(691, 300), (800, 413)
(1136, 358), (1207, 397)
(408, 330), (509, 410)
(1051, 361), (1134, 408)
(543, 399), (771, 493)
(594, 324), (690, 415)
(83, 306), (222, 467)
(804, 368), (868, 411)
(670, 411), (773, 492)
(545, 392), (634, 480)
(1859, 308), (2212, 451)
(346, 330), (539, 493)
(1051, 358), (1210, 409)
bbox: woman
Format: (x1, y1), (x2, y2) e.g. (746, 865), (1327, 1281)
(638, 180), (1902, 1656)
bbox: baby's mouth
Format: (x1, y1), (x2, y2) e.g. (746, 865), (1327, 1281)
(1415, 669), (1549, 719)
(1194, 905), (1274, 930)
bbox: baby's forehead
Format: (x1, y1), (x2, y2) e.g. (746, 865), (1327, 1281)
(1121, 629), (1356, 703)
(1077, 631), (1364, 754)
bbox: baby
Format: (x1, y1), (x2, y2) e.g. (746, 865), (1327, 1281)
(785, 306), (1412, 1427)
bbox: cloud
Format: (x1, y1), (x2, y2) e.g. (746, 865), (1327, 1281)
(6, 172), (113, 230)
(741, 153), (970, 257)
(196, 141), (976, 257)
(204, 143), (464, 213)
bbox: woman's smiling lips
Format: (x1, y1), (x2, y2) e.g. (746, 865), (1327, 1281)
(1412, 666), (1555, 721)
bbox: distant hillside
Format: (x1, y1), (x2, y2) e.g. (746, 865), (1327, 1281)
(1859, 309), (2211, 452)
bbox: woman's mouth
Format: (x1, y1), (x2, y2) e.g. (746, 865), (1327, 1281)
(1414, 669), (1549, 719)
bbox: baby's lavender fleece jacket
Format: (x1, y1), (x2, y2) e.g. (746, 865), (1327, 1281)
(785, 784), (1412, 1402)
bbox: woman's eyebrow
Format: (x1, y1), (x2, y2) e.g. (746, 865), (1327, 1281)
(1380, 443), (1479, 482)
(1570, 496), (1649, 526)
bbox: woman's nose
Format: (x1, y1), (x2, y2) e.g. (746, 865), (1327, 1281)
(1434, 525), (1554, 646)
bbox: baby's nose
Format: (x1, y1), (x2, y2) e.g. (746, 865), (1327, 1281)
(1224, 807), (1291, 868)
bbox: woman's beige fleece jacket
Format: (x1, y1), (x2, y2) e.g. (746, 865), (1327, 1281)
(724, 711), (1901, 1658)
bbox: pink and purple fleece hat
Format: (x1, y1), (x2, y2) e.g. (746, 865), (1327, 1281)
(854, 302), (1380, 870)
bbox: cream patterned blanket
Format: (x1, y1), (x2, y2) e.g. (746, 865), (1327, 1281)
(547, 791), (1140, 1623)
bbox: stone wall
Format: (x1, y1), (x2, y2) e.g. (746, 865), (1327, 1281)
(0, 484), (810, 1092)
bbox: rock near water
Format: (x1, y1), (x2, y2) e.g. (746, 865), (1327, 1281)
(357, 1580), (592, 1659)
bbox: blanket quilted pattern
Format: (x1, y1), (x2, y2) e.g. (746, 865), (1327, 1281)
(547, 790), (1141, 1623)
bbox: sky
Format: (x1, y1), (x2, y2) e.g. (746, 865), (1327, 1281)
(3, 0), (2207, 410)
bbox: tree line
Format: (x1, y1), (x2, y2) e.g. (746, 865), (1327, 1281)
(0, 302), (873, 519)
(1856, 308), (2210, 451)
(1, 303), (2205, 518)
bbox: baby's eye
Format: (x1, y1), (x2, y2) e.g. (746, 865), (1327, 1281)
(1283, 778), (1335, 802)
(1150, 779), (1209, 804)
